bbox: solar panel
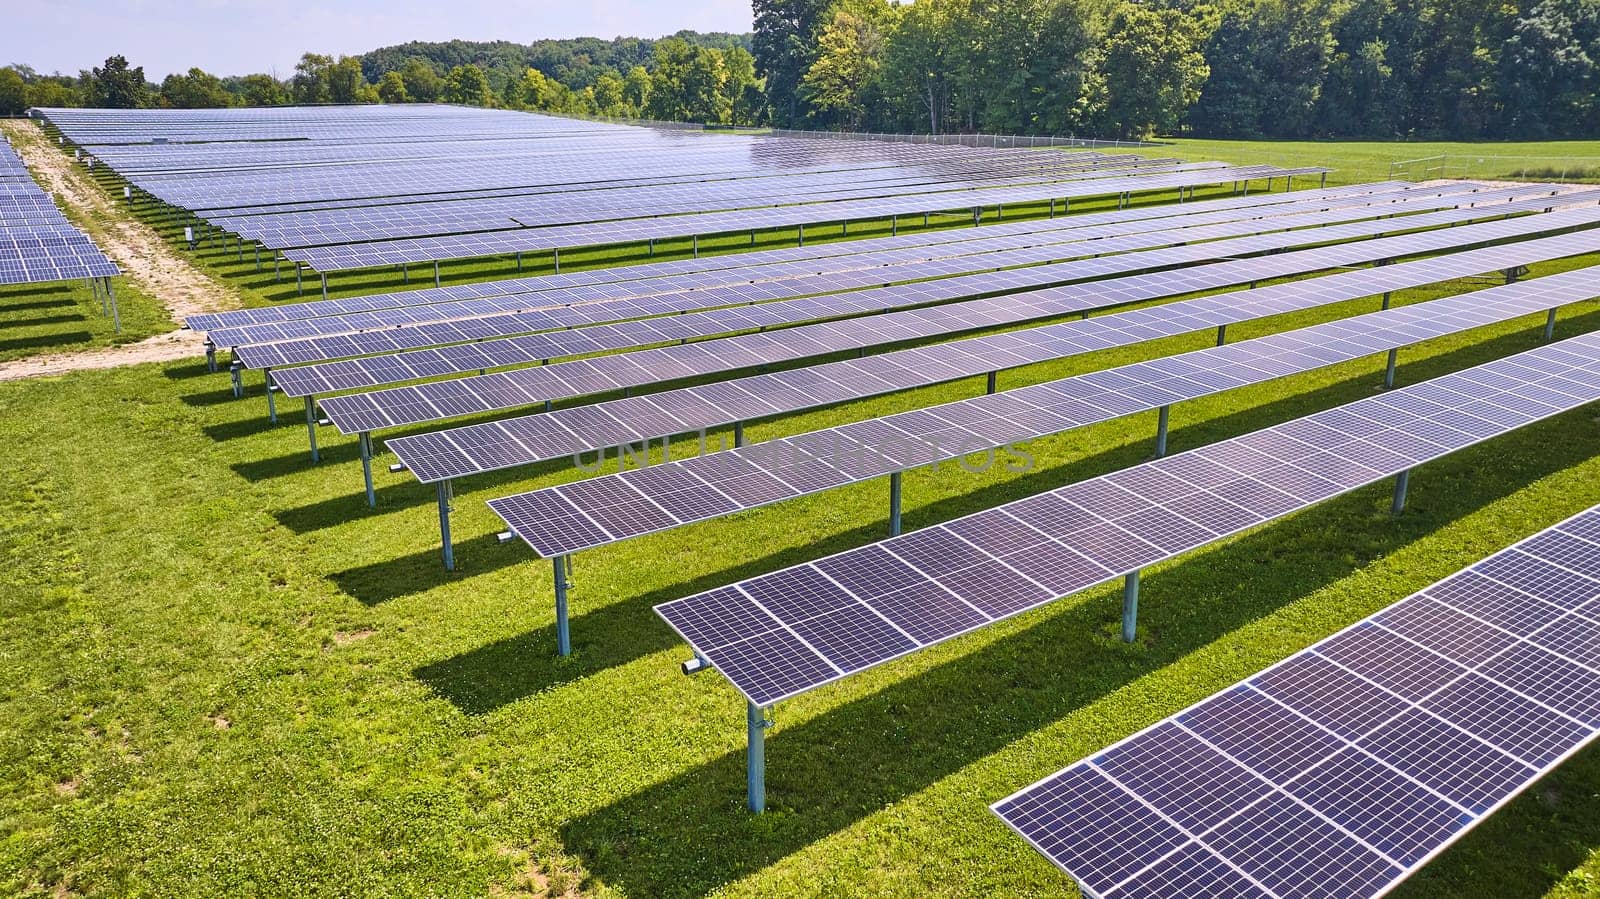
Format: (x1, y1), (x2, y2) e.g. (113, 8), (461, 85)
(654, 329), (1600, 708)
(280, 164), (1322, 273)
(234, 182), (1526, 374)
(493, 261), (1600, 558)
(993, 500), (1600, 898)
(343, 197), (1600, 444)
(0, 139), (121, 287)
(194, 180), (1437, 340)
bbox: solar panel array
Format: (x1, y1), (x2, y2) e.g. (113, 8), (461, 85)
(493, 261), (1600, 558)
(281, 164), (1319, 273)
(211, 156), (1202, 250)
(203, 180), (1447, 347)
(0, 137), (120, 285)
(337, 195), (1600, 443)
(993, 501), (1600, 899)
(187, 181), (1422, 334)
(653, 329), (1600, 708)
(383, 211), (1600, 488)
(239, 182), (1527, 377)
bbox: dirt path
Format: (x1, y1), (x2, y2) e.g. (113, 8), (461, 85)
(0, 120), (244, 380)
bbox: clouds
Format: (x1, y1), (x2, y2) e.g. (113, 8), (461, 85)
(0, 0), (753, 78)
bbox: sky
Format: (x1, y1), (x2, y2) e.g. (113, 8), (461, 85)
(2, 0), (754, 80)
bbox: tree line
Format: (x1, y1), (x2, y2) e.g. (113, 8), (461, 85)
(5, 1), (1599, 140)
(757, 0), (1600, 140)
(0, 32), (762, 125)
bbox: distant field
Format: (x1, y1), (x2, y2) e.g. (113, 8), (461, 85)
(1170, 138), (1600, 186)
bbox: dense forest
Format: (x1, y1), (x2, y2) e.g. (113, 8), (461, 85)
(3, 0), (1599, 140)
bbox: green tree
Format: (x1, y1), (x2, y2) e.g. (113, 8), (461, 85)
(592, 70), (626, 115)
(882, 0), (961, 133)
(752, 0), (833, 125)
(26, 79), (81, 109)
(159, 67), (233, 108)
(292, 53), (334, 104)
(723, 46), (763, 124)
(1498, 0), (1600, 137)
(622, 64), (652, 115)
(376, 71), (410, 103)
(801, 7), (886, 129)
(1192, 0), (1339, 138)
(328, 56), (369, 104)
(515, 67), (555, 110)
(443, 64), (493, 106)
(90, 54), (148, 108)
(1092, 3), (1211, 139)
(647, 39), (731, 123)
(236, 73), (290, 106)
(400, 58), (443, 102)
(0, 68), (26, 115)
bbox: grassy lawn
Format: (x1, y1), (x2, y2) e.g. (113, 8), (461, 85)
(4, 253), (1600, 895)
(1170, 138), (1600, 186)
(0, 277), (171, 362)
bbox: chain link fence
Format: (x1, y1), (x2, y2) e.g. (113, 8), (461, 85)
(1389, 154), (1600, 185)
(763, 127), (1165, 150)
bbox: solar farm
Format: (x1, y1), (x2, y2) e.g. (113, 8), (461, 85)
(6, 104), (1600, 897)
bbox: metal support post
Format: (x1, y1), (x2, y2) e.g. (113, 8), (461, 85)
(734, 421), (745, 448)
(1392, 470), (1410, 514)
(105, 278), (119, 332)
(747, 701), (768, 813)
(1155, 405), (1170, 458)
(692, 235), (699, 257)
(295, 265), (302, 296)
(1545, 308), (1558, 341)
(230, 363), (243, 398)
(320, 273), (328, 301)
(304, 396), (320, 462)
(437, 480), (455, 570)
(1216, 324), (1228, 346)
(553, 248), (560, 273)
(889, 471), (903, 536)
(554, 556), (571, 655)
(1121, 570), (1141, 642)
(205, 341), (217, 373)
(434, 261), (441, 287)
(1384, 349), (1398, 389)
(265, 369), (277, 422)
(1382, 291), (1392, 311)
(360, 432), (376, 507)
(986, 371), (997, 395)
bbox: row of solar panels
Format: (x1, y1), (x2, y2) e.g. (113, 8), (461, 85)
(247, 183), (1550, 384)
(994, 497), (1600, 898)
(0, 137), (120, 287)
(188, 181), (1425, 334)
(212, 181), (1480, 352)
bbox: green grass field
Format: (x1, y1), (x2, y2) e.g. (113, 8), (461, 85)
(1170, 138), (1600, 186)
(5, 134), (1600, 896)
(0, 277), (167, 362)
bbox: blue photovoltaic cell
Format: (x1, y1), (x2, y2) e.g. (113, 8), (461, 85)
(993, 501), (1600, 898)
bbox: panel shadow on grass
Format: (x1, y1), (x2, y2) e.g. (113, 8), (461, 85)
(0, 331), (93, 353)
(556, 409), (1600, 899)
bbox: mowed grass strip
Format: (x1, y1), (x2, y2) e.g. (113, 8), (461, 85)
(3, 243), (1600, 896)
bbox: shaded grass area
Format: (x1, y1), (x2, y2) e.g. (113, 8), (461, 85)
(0, 276), (169, 362)
(3, 248), (1600, 895)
